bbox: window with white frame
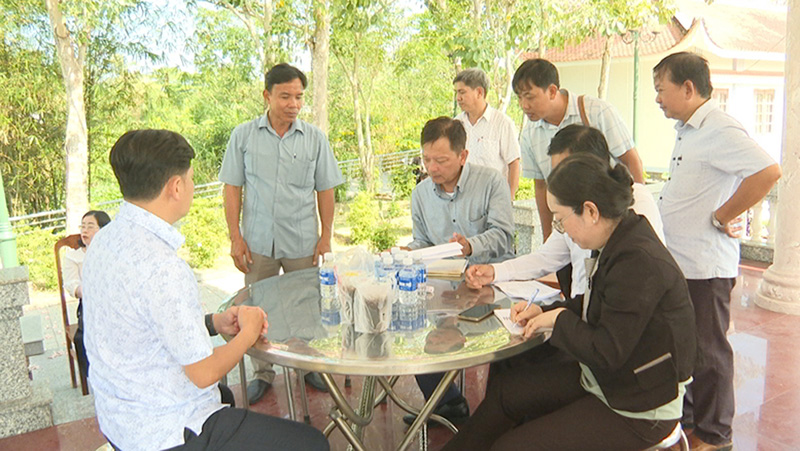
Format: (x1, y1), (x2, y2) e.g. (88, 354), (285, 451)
(754, 89), (775, 134)
(712, 88), (729, 112)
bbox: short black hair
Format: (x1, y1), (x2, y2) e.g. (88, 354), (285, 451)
(548, 125), (611, 161)
(547, 153), (633, 219)
(79, 210), (111, 247)
(109, 129), (195, 201)
(420, 117), (467, 154)
(265, 63), (307, 92)
(512, 58), (560, 94)
(653, 52), (713, 99)
(453, 68), (489, 96)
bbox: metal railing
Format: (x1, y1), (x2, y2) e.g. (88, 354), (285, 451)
(9, 149), (421, 233)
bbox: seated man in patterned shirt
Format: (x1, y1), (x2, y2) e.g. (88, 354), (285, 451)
(82, 129), (329, 451)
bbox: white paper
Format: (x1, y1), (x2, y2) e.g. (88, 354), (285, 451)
(493, 309), (525, 335)
(494, 280), (561, 304)
(409, 242), (463, 262)
(494, 309), (553, 339)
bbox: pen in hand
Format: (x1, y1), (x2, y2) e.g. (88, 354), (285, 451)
(512, 288), (539, 324)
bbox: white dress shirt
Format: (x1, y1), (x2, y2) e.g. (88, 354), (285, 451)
(456, 105), (521, 178)
(493, 183), (663, 296)
(658, 100), (777, 279)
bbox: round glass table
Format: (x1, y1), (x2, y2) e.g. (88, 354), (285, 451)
(219, 267), (547, 451)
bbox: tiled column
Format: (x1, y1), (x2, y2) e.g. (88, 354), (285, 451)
(756, 0), (800, 315)
(0, 266), (53, 438)
(512, 199), (542, 255)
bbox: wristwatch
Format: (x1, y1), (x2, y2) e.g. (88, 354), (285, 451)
(711, 212), (726, 231)
(205, 313), (218, 336)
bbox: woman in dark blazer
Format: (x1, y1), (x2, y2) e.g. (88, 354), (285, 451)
(443, 153), (697, 451)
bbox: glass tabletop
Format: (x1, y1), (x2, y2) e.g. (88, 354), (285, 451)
(219, 267), (546, 376)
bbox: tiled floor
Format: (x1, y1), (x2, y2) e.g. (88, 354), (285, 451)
(4, 262), (799, 450)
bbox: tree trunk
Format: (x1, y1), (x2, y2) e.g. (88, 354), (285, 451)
(312, 0), (330, 134)
(499, 49), (515, 114)
(45, 0), (89, 234)
(597, 35), (612, 99)
(350, 51), (373, 192)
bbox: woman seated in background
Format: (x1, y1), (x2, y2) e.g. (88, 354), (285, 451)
(63, 210), (111, 376)
(442, 153), (697, 451)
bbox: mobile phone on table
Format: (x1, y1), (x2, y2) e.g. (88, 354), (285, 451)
(457, 303), (499, 322)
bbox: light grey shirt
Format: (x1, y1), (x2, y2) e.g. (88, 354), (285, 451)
(82, 202), (224, 451)
(219, 115), (343, 259)
(408, 163), (515, 264)
(658, 99), (776, 279)
(520, 90), (634, 180)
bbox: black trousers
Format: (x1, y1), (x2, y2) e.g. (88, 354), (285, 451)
(683, 278), (736, 445)
(74, 300), (89, 377)
(441, 348), (675, 451)
(111, 385), (327, 451)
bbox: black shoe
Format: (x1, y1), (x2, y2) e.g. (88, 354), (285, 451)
(304, 372), (329, 393)
(246, 379), (272, 405)
(403, 396), (469, 426)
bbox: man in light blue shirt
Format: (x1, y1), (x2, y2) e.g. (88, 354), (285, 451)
(219, 63), (343, 401)
(404, 117), (515, 426)
(83, 129), (328, 451)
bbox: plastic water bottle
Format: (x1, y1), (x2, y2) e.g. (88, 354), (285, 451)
(413, 257), (427, 329)
(373, 255), (382, 280)
(397, 257), (418, 331)
(319, 252), (340, 326)
(380, 256), (399, 331)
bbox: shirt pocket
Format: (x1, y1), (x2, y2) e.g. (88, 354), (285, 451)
(666, 159), (706, 199)
(287, 156), (315, 189)
(466, 209), (488, 237)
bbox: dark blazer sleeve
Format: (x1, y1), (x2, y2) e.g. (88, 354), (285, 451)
(548, 246), (668, 371)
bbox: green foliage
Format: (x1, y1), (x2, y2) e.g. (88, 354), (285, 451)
(346, 192), (397, 252)
(386, 200), (403, 219)
(16, 228), (59, 291)
(515, 177), (535, 201)
(179, 197), (228, 269)
(390, 162), (419, 200)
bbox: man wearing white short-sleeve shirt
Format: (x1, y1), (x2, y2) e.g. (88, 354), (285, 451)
(454, 68), (521, 197)
(653, 52), (781, 450)
(513, 58), (646, 241)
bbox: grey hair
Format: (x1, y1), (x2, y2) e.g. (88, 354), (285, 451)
(454, 68), (489, 96)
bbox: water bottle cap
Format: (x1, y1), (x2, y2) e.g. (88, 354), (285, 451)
(380, 251), (390, 259)
(374, 255), (380, 262)
(391, 247), (400, 254)
(403, 257), (413, 266)
(382, 256), (393, 265)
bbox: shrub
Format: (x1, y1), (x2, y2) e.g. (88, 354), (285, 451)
(515, 177), (534, 201)
(390, 163), (418, 200)
(179, 197), (228, 269)
(346, 192), (398, 252)
(16, 227), (59, 291)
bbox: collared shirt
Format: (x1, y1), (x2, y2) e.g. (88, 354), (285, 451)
(407, 163), (515, 264)
(455, 105), (521, 178)
(658, 100), (776, 279)
(520, 90), (634, 180)
(82, 202), (224, 451)
(219, 115), (344, 259)
(493, 183), (664, 297)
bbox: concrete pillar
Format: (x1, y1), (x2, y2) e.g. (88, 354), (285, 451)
(756, 0), (800, 315)
(0, 266), (53, 438)
(512, 199), (543, 255)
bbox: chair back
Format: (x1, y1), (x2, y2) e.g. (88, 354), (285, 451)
(55, 234), (82, 328)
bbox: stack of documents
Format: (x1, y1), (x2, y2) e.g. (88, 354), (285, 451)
(409, 242), (463, 263)
(493, 280), (561, 304)
(426, 258), (468, 279)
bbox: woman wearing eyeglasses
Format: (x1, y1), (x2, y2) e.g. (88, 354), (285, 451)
(442, 153), (697, 450)
(63, 210), (112, 376)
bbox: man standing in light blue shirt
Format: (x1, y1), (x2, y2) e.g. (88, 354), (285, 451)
(404, 117), (515, 427)
(219, 63), (343, 402)
(83, 129), (328, 451)
(654, 52), (781, 450)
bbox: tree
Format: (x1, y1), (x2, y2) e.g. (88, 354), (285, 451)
(44, 0), (89, 233)
(331, 0), (393, 192)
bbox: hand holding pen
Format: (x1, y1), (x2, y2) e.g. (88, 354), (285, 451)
(510, 288), (542, 324)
